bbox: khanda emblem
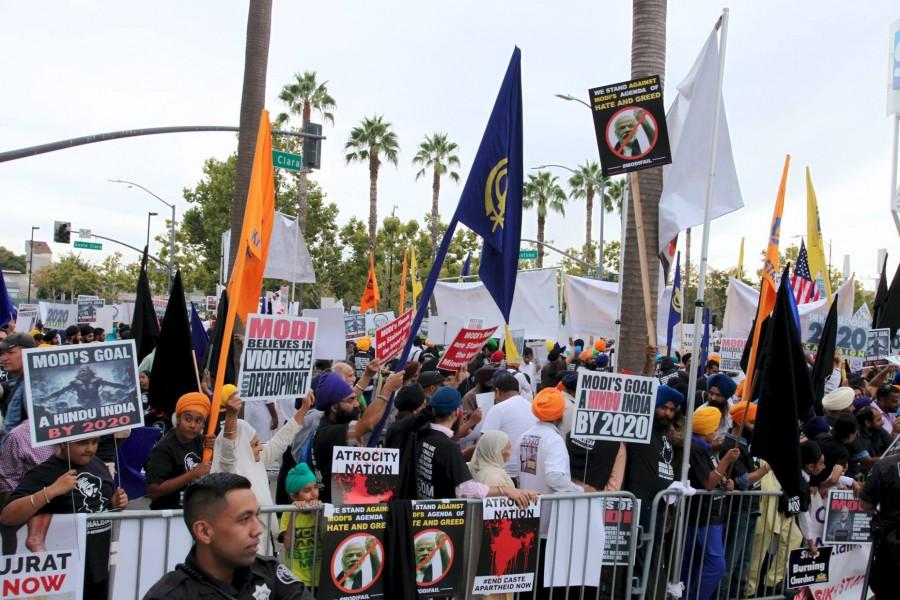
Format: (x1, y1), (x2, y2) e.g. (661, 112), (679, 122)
(485, 158), (509, 232)
(672, 286), (683, 314)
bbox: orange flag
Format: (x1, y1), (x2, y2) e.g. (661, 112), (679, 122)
(744, 154), (790, 393)
(399, 248), (408, 311)
(360, 253), (381, 313)
(205, 109), (276, 459)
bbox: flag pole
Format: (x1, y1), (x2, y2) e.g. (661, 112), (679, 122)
(614, 177), (630, 370)
(671, 10), (730, 592)
(680, 7), (729, 485)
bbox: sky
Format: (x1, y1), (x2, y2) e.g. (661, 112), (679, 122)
(1, 1), (898, 291)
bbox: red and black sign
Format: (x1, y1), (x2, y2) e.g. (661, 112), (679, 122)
(472, 497), (540, 595)
(318, 504), (389, 600)
(589, 75), (671, 177)
(412, 500), (467, 597)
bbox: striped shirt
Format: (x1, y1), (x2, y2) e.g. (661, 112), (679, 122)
(0, 420), (55, 493)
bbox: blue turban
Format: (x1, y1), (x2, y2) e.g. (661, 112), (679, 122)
(314, 372), (354, 411)
(656, 385), (685, 408)
(707, 374), (737, 400)
(429, 387), (461, 417)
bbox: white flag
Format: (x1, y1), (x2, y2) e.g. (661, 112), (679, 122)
(658, 28), (743, 255)
(221, 211), (316, 283)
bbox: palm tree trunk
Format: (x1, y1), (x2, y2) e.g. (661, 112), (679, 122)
(228, 0), (273, 268)
(368, 155), (379, 257)
(298, 104), (312, 234)
(585, 186), (594, 263)
(431, 168), (441, 261)
(620, 0), (667, 372)
(537, 210), (545, 269)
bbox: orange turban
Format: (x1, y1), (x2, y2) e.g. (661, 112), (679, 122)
(579, 349), (594, 362)
(594, 339), (607, 352)
(729, 401), (757, 425)
(708, 353), (721, 363)
(175, 392), (211, 418)
(532, 388), (566, 422)
(692, 406), (721, 435)
(356, 337), (371, 351)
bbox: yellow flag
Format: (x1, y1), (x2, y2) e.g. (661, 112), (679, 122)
(410, 245), (423, 307)
(360, 253), (381, 314)
(207, 109), (276, 459)
(805, 168), (832, 302)
(736, 236), (745, 279)
(745, 155), (790, 392)
(399, 248), (408, 311)
(503, 324), (521, 364)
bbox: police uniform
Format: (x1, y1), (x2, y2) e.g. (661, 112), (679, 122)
(860, 452), (900, 599)
(144, 547), (314, 600)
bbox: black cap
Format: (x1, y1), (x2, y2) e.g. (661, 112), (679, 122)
(418, 371), (446, 388)
(0, 333), (37, 351)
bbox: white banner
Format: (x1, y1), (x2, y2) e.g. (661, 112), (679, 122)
(222, 211), (315, 284)
(2, 514), (86, 599)
(302, 307), (346, 360)
(434, 269), (560, 338)
(37, 302), (77, 330)
(563, 275), (619, 340)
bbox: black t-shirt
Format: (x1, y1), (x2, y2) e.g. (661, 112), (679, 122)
(567, 435), (619, 490)
(809, 434), (849, 487)
(625, 426), (676, 508)
(310, 421), (350, 504)
(9, 455), (114, 583)
(351, 351), (371, 379)
(145, 429), (203, 510)
(860, 427), (893, 458)
(861, 454), (900, 527)
(415, 426), (471, 500)
(687, 436), (725, 524)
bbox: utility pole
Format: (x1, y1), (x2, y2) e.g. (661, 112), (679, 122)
(27, 226), (39, 303)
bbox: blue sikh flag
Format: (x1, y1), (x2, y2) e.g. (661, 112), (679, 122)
(665, 251), (682, 356)
(455, 47), (523, 322)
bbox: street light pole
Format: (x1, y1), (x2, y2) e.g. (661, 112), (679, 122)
(146, 211), (158, 249)
(27, 226), (39, 303)
(554, 93), (592, 110)
(533, 163), (605, 280)
(108, 179), (176, 289)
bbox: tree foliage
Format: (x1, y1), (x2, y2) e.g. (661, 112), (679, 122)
(0, 246), (26, 272)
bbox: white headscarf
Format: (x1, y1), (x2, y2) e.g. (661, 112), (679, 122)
(212, 419), (273, 506)
(469, 430), (514, 488)
(513, 371), (533, 401)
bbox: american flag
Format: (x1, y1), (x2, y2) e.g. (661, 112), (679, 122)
(791, 241), (822, 304)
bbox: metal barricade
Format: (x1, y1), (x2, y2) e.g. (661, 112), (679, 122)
(86, 492), (639, 600)
(635, 488), (795, 600)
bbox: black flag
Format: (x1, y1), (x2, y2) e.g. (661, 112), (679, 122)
(875, 263), (900, 339)
(204, 289), (236, 386)
(150, 271), (201, 415)
(872, 254), (888, 329)
(131, 246), (159, 362)
(810, 294), (838, 415)
(752, 265), (814, 513)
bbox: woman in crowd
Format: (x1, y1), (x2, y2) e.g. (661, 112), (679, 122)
(469, 430), (515, 489)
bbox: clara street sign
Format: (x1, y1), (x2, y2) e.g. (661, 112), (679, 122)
(272, 150), (302, 172)
(518, 249), (538, 260)
(73, 240), (102, 250)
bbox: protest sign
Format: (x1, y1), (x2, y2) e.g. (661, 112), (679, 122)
(589, 75), (671, 177)
(330, 446), (399, 505)
(17, 303), (38, 313)
(93, 305), (116, 333)
(864, 328), (891, 367)
(375, 309), (413, 361)
(303, 307), (346, 360)
(804, 315), (866, 367)
(344, 313), (366, 340)
(205, 295), (218, 313)
(572, 370), (658, 444)
(23, 340), (143, 447)
(823, 489), (871, 544)
(318, 504), (388, 600)
(76, 297), (104, 324)
(602, 497), (636, 564)
(436, 326), (497, 372)
(472, 497), (540, 595)
(543, 497), (605, 587)
(237, 314), (316, 401)
(0, 513), (86, 599)
(412, 500), (467, 597)
(38, 302), (77, 330)
(786, 546), (831, 589)
(365, 311), (395, 337)
(803, 492), (872, 600)
(13, 309), (38, 333)
(152, 298), (167, 320)
(718, 337), (745, 372)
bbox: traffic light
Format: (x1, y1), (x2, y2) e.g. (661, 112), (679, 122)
(302, 122), (322, 170)
(53, 221), (71, 244)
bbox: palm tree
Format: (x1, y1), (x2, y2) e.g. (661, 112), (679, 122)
(604, 177), (626, 214)
(567, 161), (606, 263)
(620, 0), (667, 372)
(228, 0), (273, 267)
(412, 133), (461, 259)
(345, 116), (400, 256)
(275, 71), (336, 233)
(524, 171), (567, 268)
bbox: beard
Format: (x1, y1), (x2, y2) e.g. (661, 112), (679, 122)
(333, 406), (361, 424)
(654, 416), (672, 430)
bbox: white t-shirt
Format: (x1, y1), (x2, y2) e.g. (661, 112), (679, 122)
(519, 361), (538, 389)
(481, 394), (538, 477)
(518, 421), (576, 495)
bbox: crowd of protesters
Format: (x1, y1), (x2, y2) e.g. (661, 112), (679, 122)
(1, 313), (899, 600)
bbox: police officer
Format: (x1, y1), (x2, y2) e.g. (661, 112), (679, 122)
(144, 473), (314, 600)
(860, 449), (900, 599)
